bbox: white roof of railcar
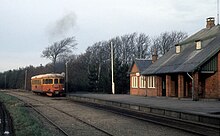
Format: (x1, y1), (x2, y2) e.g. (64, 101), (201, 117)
(31, 73), (65, 79)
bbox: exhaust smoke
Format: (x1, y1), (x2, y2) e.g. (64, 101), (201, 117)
(47, 11), (77, 41)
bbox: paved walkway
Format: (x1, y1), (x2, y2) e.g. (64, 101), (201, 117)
(69, 93), (220, 117)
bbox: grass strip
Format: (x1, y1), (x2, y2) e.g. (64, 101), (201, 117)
(0, 92), (51, 136)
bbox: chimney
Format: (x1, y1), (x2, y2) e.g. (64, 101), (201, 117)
(152, 48), (158, 63)
(206, 17), (215, 29)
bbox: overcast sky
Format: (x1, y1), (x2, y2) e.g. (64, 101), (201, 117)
(0, 0), (217, 72)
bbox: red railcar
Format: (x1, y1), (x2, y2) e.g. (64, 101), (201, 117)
(31, 73), (65, 96)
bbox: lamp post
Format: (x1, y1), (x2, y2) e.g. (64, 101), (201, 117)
(217, 0), (219, 25)
(65, 61), (69, 95)
(24, 70), (27, 90)
(111, 42), (115, 94)
(4, 74), (6, 89)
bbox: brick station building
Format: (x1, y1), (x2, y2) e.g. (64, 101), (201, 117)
(129, 59), (152, 96)
(130, 17), (220, 100)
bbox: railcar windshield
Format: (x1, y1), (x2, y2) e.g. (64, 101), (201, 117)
(43, 79), (53, 84)
(54, 79), (59, 84)
(60, 79), (64, 84)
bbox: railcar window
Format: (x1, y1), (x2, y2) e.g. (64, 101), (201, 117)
(60, 79), (64, 84)
(43, 79), (53, 84)
(47, 79), (53, 84)
(32, 80), (41, 85)
(54, 79), (58, 84)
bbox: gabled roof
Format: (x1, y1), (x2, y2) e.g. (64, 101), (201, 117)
(142, 25), (220, 75)
(129, 59), (152, 73)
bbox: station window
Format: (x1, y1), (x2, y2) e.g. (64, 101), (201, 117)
(147, 76), (155, 88)
(139, 76), (146, 88)
(195, 40), (202, 50)
(176, 45), (181, 53)
(132, 76), (138, 88)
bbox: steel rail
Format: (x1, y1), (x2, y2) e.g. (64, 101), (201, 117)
(9, 92), (113, 136)
(26, 103), (70, 136)
(51, 105), (113, 136)
(10, 95), (70, 136)
(10, 91), (220, 136)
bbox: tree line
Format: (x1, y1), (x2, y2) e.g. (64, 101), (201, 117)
(0, 31), (187, 94)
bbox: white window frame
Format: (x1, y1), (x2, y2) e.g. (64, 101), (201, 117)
(176, 45), (181, 53)
(147, 76), (155, 88)
(139, 76), (146, 88)
(196, 41), (202, 50)
(132, 76), (138, 88)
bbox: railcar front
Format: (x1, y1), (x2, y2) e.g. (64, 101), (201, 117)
(31, 73), (65, 96)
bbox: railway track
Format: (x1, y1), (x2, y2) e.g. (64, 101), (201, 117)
(7, 91), (113, 136)
(72, 100), (220, 136)
(7, 91), (219, 136)
(24, 102), (70, 136)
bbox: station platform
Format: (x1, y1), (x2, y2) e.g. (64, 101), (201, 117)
(68, 93), (220, 127)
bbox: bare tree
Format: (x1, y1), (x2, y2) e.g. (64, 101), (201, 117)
(42, 37), (77, 72)
(151, 31), (188, 56)
(120, 33), (136, 64)
(135, 33), (151, 59)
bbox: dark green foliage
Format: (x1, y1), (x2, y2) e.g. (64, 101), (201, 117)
(0, 63), (64, 90)
(0, 69), (25, 89)
(88, 66), (98, 92)
(114, 59), (129, 94)
(68, 54), (90, 92)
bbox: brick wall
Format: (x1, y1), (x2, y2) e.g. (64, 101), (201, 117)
(218, 52), (220, 98)
(130, 88), (147, 95)
(157, 76), (162, 96)
(130, 63), (138, 95)
(146, 76), (158, 96)
(204, 72), (219, 98)
(200, 52), (220, 98)
(146, 88), (157, 96)
(136, 89), (147, 96)
(193, 72), (199, 100)
(178, 74), (184, 98)
(130, 64), (147, 96)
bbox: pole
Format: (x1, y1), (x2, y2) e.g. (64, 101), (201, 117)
(24, 70), (27, 90)
(65, 62), (69, 95)
(111, 42), (115, 94)
(4, 74), (6, 89)
(187, 73), (194, 101)
(217, 0), (219, 25)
